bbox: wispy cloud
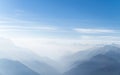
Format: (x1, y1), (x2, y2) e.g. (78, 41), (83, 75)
(73, 28), (115, 33)
(0, 25), (57, 31)
(0, 17), (57, 32)
(1, 17), (116, 33)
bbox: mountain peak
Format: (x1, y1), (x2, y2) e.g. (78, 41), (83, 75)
(92, 44), (120, 54)
(64, 44), (120, 75)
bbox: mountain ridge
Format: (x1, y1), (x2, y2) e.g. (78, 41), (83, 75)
(0, 59), (40, 75)
(64, 44), (120, 75)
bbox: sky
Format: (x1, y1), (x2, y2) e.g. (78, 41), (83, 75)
(0, 0), (120, 59)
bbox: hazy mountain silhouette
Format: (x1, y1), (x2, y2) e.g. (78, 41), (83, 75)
(0, 38), (61, 75)
(1, 37), (120, 75)
(64, 44), (120, 75)
(0, 59), (40, 75)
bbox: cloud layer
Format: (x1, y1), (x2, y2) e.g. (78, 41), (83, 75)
(73, 28), (115, 33)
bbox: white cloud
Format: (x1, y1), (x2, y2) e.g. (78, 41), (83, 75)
(1, 17), (116, 33)
(74, 28), (115, 33)
(10, 35), (120, 60)
(0, 17), (57, 32)
(0, 25), (57, 31)
(79, 35), (120, 44)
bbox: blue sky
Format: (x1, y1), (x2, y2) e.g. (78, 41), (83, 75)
(1, 0), (120, 29)
(0, 0), (120, 59)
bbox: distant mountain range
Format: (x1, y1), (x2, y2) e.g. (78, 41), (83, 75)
(0, 38), (61, 75)
(64, 45), (120, 75)
(1, 38), (120, 75)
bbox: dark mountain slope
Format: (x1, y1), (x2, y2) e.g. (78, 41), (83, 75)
(0, 59), (40, 75)
(64, 45), (120, 75)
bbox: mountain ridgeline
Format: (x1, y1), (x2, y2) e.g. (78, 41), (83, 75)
(0, 38), (61, 75)
(1, 38), (120, 75)
(0, 59), (40, 75)
(63, 45), (120, 75)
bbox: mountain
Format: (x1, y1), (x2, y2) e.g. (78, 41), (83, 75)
(63, 45), (120, 66)
(0, 59), (40, 75)
(64, 44), (120, 75)
(27, 60), (61, 75)
(0, 38), (61, 75)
